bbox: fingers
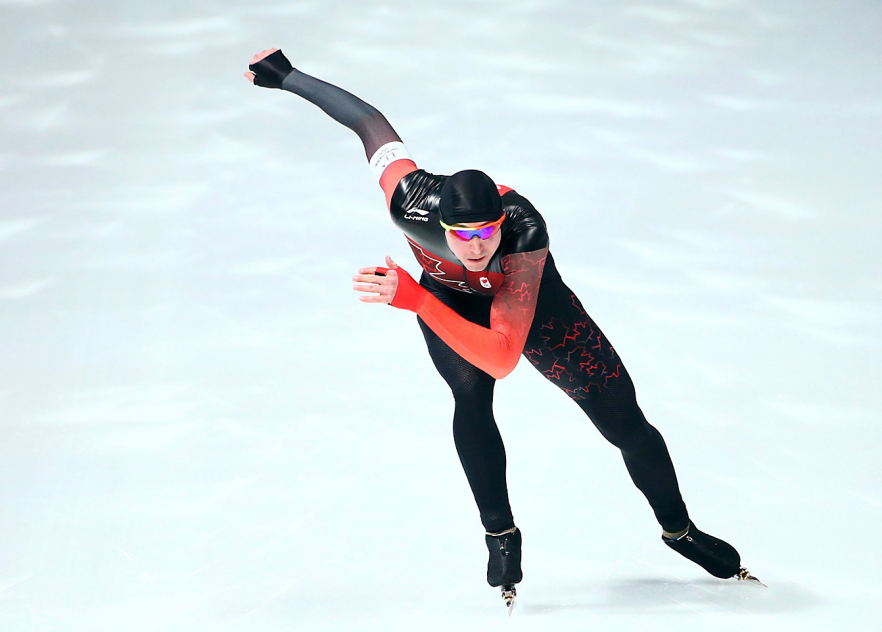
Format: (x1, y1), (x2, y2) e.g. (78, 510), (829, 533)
(356, 266), (397, 277)
(357, 293), (391, 304)
(243, 71), (255, 84)
(352, 282), (393, 303)
(352, 270), (398, 304)
(352, 272), (396, 289)
(385, 255), (398, 269)
(352, 272), (390, 284)
(249, 48), (280, 65)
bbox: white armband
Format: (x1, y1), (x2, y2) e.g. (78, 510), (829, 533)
(369, 141), (414, 181)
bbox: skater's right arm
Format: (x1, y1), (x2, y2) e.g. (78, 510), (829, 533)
(245, 48), (417, 207)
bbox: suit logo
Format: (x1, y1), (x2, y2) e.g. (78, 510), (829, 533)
(404, 208), (430, 222)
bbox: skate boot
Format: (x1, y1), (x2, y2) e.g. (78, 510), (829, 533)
(485, 527), (523, 586)
(662, 522), (742, 579)
(485, 527), (523, 612)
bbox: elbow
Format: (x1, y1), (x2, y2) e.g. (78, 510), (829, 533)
(487, 357), (519, 380)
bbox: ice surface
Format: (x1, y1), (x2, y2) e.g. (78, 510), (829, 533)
(1, 0), (880, 630)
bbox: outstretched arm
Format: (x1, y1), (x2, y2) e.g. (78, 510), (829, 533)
(245, 48), (417, 205)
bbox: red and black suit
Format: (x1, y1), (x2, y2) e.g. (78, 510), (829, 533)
(391, 169), (688, 534)
(250, 51), (690, 536)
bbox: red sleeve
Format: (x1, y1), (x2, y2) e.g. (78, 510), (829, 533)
(414, 249), (548, 379)
(379, 159), (418, 208)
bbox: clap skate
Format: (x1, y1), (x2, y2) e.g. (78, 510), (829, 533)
(663, 522), (763, 584)
(485, 527), (523, 614)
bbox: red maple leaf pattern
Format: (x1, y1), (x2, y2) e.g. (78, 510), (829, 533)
(523, 294), (621, 398)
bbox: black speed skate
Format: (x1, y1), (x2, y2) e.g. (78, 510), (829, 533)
(485, 527), (523, 613)
(663, 522), (761, 583)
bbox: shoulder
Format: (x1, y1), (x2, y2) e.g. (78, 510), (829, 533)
(499, 188), (549, 253)
(389, 170), (449, 251)
(371, 142), (419, 208)
(390, 169), (447, 212)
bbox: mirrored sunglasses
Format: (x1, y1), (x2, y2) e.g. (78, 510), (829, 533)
(439, 213), (506, 241)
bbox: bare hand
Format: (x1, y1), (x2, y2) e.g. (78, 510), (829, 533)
(352, 256), (401, 304)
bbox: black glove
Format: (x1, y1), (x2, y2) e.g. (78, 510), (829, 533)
(249, 49), (295, 89)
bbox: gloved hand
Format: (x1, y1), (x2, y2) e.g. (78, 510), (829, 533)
(246, 48), (295, 89)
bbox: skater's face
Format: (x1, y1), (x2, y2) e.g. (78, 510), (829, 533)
(444, 220), (503, 271)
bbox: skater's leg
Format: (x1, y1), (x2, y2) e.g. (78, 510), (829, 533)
(575, 370), (689, 533)
(576, 368), (749, 578)
(417, 282), (515, 534)
(521, 271), (689, 533)
(422, 323), (514, 532)
(522, 267), (750, 579)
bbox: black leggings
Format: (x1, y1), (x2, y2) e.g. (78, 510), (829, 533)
(417, 259), (689, 534)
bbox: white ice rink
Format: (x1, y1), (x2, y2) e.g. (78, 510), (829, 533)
(2, 1), (880, 630)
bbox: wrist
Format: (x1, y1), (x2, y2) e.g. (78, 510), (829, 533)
(377, 265), (426, 312)
(279, 68), (304, 92)
(390, 281), (427, 312)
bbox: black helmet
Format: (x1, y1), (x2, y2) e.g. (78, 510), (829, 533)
(438, 170), (503, 225)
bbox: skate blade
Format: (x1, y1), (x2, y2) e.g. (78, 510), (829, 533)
(737, 567), (766, 587)
(501, 584), (517, 616)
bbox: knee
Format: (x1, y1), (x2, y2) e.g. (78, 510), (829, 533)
(577, 398), (654, 450)
(598, 418), (656, 451)
(446, 371), (495, 406)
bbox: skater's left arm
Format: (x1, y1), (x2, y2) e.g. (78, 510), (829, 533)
(354, 249), (548, 379)
(245, 48), (417, 208)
